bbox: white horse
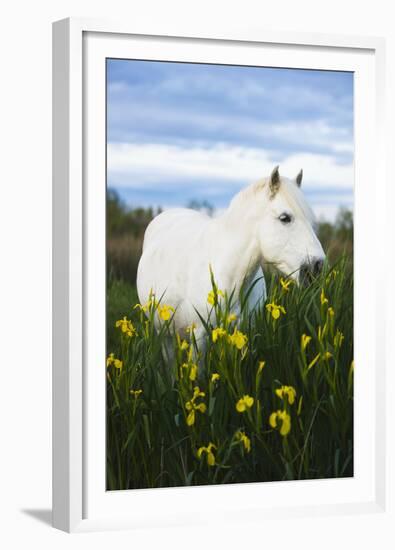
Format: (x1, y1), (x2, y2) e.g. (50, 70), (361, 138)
(137, 166), (325, 340)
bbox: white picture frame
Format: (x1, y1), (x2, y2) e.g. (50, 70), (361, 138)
(52, 17), (388, 533)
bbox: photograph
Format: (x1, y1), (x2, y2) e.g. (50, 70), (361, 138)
(105, 58), (354, 491)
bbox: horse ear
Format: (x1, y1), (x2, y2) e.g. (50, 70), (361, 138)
(296, 169), (303, 187)
(269, 165), (281, 196)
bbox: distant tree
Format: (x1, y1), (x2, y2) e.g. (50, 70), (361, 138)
(187, 199), (214, 216)
(106, 189), (161, 283)
(317, 208), (353, 264)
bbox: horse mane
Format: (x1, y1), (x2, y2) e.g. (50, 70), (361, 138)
(228, 178), (268, 209)
(228, 175), (315, 224)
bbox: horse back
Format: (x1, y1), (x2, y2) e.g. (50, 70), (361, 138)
(142, 208), (208, 252)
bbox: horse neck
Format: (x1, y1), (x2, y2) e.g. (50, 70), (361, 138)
(213, 200), (263, 289)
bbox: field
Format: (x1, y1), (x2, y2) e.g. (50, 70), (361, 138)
(106, 257), (353, 490)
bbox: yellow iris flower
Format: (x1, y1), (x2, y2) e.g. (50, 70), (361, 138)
(269, 409), (291, 436)
(106, 353), (123, 370)
(192, 386), (205, 399)
(275, 385), (297, 405)
(181, 362), (198, 381)
(115, 316), (136, 338)
(134, 295), (158, 312)
(326, 269), (339, 284)
(228, 329), (248, 350)
(301, 334), (312, 351)
(257, 361), (265, 374)
(186, 323), (197, 333)
(212, 327), (227, 342)
(185, 386), (206, 426)
(157, 304), (175, 321)
(130, 389), (143, 398)
(207, 289), (224, 306)
(189, 364), (198, 381)
(236, 395), (254, 413)
(280, 277), (293, 292)
(179, 339), (189, 350)
(235, 430), (251, 453)
(266, 302), (286, 320)
(211, 373), (220, 383)
(320, 289), (329, 306)
(197, 443), (216, 466)
(334, 329), (344, 349)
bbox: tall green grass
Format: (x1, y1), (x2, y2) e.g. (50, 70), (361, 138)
(106, 258), (353, 490)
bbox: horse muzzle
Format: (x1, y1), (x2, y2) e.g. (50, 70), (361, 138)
(299, 258), (324, 285)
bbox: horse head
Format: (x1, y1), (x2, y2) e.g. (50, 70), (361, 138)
(258, 166), (325, 284)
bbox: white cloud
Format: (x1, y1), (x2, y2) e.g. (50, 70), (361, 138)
(109, 98), (353, 158)
(107, 141), (353, 193)
(109, 73), (351, 121)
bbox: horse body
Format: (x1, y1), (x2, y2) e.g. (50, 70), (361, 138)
(136, 167), (325, 335)
(137, 206), (265, 334)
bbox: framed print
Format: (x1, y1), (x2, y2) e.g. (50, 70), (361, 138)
(52, 18), (388, 532)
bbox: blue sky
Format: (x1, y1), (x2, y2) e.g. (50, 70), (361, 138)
(107, 59), (353, 221)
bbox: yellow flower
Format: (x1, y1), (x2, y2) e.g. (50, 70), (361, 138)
(328, 307), (335, 317)
(180, 339), (189, 351)
(134, 295), (158, 312)
(235, 430), (251, 453)
(115, 316), (136, 337)
(106, 353), (122, 369)
(186, 323), (197, 333)
(186, 409), (195, 426)
(266, 302), (286, 320)
(280, 277), (293, 292)
(317, 324), (328, 343)
(130, 389), (143, 398)
(192, 386), (205, 399)
(326, 269), (338, 284)
(197, 443), (216, 466)
(227, 312), (237, 323)
(181, 361), (197, 381)
(334, 329), (344, 349)
(157, 304), (175, 321)
(195, 403), (207, 413)
(275, 385), (296, 405)
(185, 386), (206, 426)
(228, 329), (248, 350)
(257, 361), (265, 374)
(301, 334), (312, 351)
(236, 395), (254, 413)
(189, 363), (198, 381)
(212, 327), (227, 343)
(207, 289), (224, 306)
(211, 373), (220, 383)
(134, 302), (148, 312)
(320, 289), (329, 306)
(269, 410), (291, 436)
(309, 350), (332, 367)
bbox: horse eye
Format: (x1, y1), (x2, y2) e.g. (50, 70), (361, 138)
(279, 213), (292, 224)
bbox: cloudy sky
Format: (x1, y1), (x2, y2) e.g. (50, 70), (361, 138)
(107, 59), (354, 221)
